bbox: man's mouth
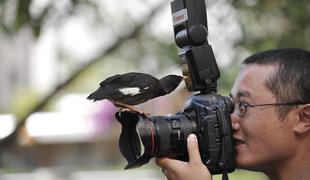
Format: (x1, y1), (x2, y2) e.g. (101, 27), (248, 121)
(233, 137), (246, 146)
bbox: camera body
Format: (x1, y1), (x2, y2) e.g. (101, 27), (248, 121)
(180, 94), (235, 174)
(115, 0), (236, 177)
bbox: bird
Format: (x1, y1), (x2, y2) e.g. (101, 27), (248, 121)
(87, 72), (184, 116)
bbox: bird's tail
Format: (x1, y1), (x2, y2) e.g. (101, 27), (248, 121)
(87, 92), (98, 101)
(87, 91), (104, 102)
(87, 88), (108, 101)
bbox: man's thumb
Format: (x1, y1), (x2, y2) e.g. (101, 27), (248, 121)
(187, 134), (202, 165)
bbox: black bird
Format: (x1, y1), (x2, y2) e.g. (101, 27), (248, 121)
(87, 72), (184, 115)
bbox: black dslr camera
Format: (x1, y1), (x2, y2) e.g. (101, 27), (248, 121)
(115, 0), (236, 178)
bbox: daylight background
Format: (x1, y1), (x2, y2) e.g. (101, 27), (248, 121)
(0, 0), (309, 179)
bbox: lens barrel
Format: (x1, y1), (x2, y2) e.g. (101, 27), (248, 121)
(134, 114), (198, 158)
(152, 114), (198, 157)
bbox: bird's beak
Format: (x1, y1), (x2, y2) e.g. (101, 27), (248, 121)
(182, 76), (189, 80)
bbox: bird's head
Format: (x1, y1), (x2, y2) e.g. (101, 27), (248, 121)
(159, 75), (184, 93)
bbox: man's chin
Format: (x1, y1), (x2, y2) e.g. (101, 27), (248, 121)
(235, 152), (257, 171)
(235, 157), (266, 172)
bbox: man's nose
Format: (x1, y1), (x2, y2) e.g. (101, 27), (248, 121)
(230, 112), (241, 131)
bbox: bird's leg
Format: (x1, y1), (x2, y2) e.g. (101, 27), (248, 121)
(113, 102), (149, 117)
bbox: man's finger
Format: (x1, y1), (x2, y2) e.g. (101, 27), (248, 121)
(161, 168), (178, 180)
(187, 134), (202, 165)
(156, 157), (186, 171)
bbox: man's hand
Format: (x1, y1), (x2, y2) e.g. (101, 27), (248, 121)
(156, 134), (212, 180)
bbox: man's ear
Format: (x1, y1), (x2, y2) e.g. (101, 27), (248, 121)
(294, 105), (310, 134)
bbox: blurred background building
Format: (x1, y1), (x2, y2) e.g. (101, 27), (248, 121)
(0, 0), (309, 179)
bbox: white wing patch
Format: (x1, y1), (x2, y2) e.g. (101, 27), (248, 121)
(144, 87), (149, 90)
(118, 87), (141, 96)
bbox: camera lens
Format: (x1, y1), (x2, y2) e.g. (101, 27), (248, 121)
(133, 114), (198, 159)
(160, 115), (198, 158)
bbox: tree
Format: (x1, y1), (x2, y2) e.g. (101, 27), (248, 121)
(231, 0), (310, 51)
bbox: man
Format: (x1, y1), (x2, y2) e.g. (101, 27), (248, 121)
(156, 48), (310, 180)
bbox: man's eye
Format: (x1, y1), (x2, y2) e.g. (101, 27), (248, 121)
(239, 102), (249, 111)
(239, 102), (248, 107)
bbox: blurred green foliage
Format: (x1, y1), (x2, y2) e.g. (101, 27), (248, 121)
(220, 0), (309, 95)
(231, 0), (310, 51)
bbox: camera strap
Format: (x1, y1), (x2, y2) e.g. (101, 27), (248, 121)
(219, 159), (229, 180)
(222, 171), (228, 180)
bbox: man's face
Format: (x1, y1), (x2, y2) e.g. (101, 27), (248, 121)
(230, 64), (298, 172)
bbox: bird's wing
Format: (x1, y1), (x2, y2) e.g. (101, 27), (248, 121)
(100, 72), (160, 91)
(114, 75), (164, 104)
(88, 75), (125, 100)
(88, 83), (128, 101)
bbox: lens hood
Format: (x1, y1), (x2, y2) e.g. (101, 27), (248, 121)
(115, 111), (152, 169)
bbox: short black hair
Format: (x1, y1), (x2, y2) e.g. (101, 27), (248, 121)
(242, 48), (310, 118)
